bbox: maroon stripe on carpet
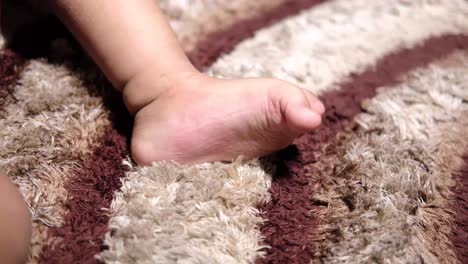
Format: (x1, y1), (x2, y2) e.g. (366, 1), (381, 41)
(40, 126), (129, 263)
(0, 49), (26, 111)
(451, 153), (468, 264)
(38, 78), (132, 263)
(256, 34), (468, 264)
(187, 0), (328, 71)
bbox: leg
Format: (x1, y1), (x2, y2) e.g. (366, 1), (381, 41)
(0, 175), (31, 264)
(50, 0), (325, 164)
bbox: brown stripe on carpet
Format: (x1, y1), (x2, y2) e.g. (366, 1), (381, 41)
(187, 0), (328, 70)
(256, 34), (468, 264)
(36, 62), (132, 262)
(451, 153), (468, 263)
(39, 126), (129, 263)
(0, 49), (26, 110)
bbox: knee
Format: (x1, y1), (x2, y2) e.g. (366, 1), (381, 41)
(0, 175), (32, 264)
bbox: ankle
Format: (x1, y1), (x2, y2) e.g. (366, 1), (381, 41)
(122, 67), (201, 114)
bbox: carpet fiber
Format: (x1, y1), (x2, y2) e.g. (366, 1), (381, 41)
(1, 0), (467, 263)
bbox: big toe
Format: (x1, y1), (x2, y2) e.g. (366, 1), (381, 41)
(284, 105), (322, 132)
(270, 83), (323, 133)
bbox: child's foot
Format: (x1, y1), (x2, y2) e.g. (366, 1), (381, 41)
(125, 71), (324, 165)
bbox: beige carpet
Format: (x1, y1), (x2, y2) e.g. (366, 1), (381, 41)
(0, 0), (467, 263)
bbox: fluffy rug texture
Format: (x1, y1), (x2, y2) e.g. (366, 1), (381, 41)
(1, 0), (467, 263)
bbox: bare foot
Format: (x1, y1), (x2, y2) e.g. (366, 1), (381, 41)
(125, 71), (324, 165)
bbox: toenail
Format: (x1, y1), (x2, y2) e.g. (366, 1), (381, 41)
(313, 100), (325, 114)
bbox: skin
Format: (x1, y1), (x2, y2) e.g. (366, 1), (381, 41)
(0, 175), (31, 264)
(49, 0), (196, 111)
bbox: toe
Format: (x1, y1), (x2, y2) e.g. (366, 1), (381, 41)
(272, 82), (325, 134)
(298, 87), (325, 114)
(285, 105), (322, 132)
(267, 80), (323, 133)
(310, 96), (325, 114)
(271, 79), (325, 115)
